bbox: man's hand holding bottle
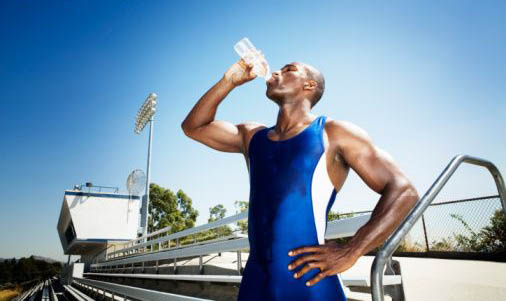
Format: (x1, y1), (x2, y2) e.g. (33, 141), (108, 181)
(223, 59), (258, 87)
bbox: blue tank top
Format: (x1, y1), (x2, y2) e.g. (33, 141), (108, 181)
(247, 115), (337, 264)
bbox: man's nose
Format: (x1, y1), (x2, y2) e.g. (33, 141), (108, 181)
(272, 70), (280, 78)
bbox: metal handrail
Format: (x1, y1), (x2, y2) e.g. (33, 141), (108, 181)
(371, 154), (506, 301)
(89, 213), (372, 270)
(105, 211), (249, 260)
(73, 277), (212, 301)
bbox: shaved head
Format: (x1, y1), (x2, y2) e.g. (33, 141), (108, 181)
(300, 63), (325, 107)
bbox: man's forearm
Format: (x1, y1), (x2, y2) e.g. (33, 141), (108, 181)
(182, 76), (235, 131)
(347, 180), (419, 257)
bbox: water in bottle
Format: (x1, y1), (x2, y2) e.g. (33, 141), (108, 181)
(234, 37), (270, 80)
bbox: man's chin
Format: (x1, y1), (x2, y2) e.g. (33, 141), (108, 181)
(266, 90), (282, 104)
(265, 89), (275, 100)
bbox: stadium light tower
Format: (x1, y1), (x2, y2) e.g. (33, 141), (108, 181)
(135, 92), (157, 237)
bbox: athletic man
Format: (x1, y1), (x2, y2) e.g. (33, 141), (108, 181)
(181, 59), (419, 300)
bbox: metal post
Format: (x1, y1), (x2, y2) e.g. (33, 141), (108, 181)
(199, 255), (203, 274)
(143, 118), (154, 238)
(421, 214), (430, 252)
(237, 250), (242, 275)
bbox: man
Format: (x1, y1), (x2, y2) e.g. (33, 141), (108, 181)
(181, 59), (419, 300)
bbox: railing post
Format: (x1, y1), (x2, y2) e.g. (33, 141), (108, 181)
(199, 255), (203, 274)
(237, 250), (242, 275)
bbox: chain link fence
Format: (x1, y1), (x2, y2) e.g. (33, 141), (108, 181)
(330, 195), (506, 262)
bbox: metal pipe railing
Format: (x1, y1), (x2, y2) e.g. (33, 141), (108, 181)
(371, 154), (506, 301)
(104, 210), (249, 260)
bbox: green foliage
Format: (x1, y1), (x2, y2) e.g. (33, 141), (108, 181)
(430, 236), (456, 251)
(208, 204), (226, 222)
(0, 256), (62, 285)
(190, 204), (233, 244)
(392, 209), (506, 253)
(147, 183), (199, 234)
(450, 213), (482, 251)
(328, 210), (355, 222)
(234, 200), (249, 234)
(451, 209), (506, 252)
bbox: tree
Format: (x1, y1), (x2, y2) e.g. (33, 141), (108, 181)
(207, 204), (232, 238)
(0, 257), (62, 285)
(234, 200), (249, 234)
(208, 204), (226, 222)
(478, 209), (506, 252)
(452, 209), (506, 252)
(147, 183), (199, 234)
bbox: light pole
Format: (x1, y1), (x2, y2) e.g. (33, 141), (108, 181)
(134, 92), (157, 237)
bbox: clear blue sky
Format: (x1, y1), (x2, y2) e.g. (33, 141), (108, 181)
(0, 1), (504, 261)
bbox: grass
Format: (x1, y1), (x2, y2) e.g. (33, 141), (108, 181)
(0, 287), (22, 301)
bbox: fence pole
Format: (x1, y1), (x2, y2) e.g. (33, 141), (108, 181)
(421, 214), (430, 251)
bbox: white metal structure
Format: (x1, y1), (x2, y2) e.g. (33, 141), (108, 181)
(57, 190), (141, 256)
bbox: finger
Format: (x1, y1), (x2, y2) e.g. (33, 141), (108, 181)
(306, 271), (329, 287)
(238, 59), (247, 69)
(288, 254), (320, 270)
(292, 261), (323, 279)
(289, 246), (323, 256)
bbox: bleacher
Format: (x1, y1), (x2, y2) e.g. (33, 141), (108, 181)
(60, 154), (506, 301)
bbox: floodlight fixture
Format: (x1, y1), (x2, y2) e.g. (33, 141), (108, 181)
(134, 93), (157, 134)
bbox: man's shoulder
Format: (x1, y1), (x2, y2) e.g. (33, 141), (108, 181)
(238, 120), (267, 129)
(237, 121), (267, 141)
(324, 117), (371, 144)
(236, 121), (269, 157)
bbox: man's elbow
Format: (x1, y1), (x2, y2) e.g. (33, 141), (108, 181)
(397, 180), (419, 209)
(389, 177), (419, 201)
(181, 120), (193, 137)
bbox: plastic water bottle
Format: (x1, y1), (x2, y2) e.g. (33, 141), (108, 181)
(234, 37), (271, 80)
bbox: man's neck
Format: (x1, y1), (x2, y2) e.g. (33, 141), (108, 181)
(274, 99), (316, 134)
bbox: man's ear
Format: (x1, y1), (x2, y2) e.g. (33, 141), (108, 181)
(303, 80), (317, 91)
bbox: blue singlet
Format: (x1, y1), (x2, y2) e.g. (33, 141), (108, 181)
(237, 115), (347, 300)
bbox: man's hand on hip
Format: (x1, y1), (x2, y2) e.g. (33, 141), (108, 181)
(287, 241), (360, 287)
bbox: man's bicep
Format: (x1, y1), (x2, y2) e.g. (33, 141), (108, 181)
(187, 120), (244, 153)
(336, 122), (404, 194)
